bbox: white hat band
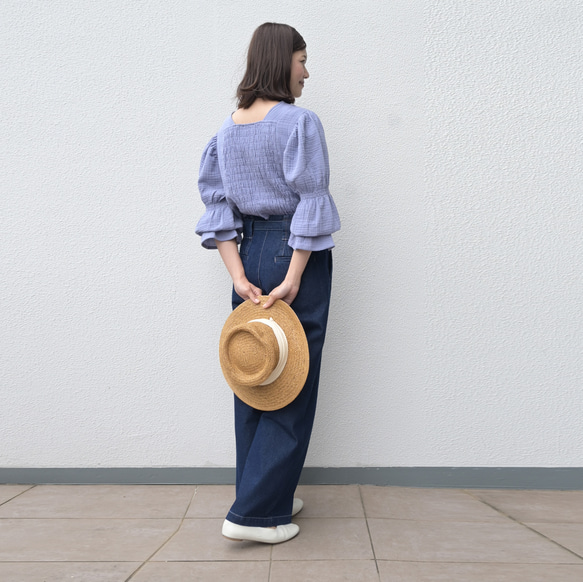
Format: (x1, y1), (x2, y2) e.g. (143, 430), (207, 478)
(248, 317), (288, 385)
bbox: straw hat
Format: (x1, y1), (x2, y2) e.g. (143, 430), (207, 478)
(219, 296), (309, 411)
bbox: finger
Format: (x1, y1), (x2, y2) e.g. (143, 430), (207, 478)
(250, 285), (262, 303)
(262, 293), (277, 309)
(237, 286), (260, 303)
(246, 290), (260, 303)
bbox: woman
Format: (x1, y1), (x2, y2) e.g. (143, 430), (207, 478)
(196, 22), (340, 544)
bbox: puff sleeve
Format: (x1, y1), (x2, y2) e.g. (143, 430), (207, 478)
(283, 112), (340, 251)
(195, 136), (243, 249)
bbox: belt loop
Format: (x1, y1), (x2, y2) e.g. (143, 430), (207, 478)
(243, 216), (253, 238)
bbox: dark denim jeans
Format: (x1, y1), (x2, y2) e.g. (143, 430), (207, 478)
(226, 215), (333, 527)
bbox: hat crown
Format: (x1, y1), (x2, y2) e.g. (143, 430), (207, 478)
(223, 321), (279, 387)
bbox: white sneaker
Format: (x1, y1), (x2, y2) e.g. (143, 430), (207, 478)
(222, 519), (300, 544)
(292, 497), (304, 516)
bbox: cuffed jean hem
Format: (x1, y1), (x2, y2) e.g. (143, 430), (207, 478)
(226, 510), (293, 528)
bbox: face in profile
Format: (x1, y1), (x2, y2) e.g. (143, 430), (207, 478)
(290, 50), (309, 98)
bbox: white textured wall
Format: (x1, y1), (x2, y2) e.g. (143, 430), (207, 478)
(2, 1), (582, 469)
(421, 2), (583, 466)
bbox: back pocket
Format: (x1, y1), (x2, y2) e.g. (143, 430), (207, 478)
(274, 235), (293, 263)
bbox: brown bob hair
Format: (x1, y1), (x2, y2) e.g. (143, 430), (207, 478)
(237, 23), (306, 109)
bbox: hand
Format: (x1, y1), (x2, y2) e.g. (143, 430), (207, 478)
(263, 279), (300, 309)
(233, 277), (262, 304)
(263, 248), (310, 308)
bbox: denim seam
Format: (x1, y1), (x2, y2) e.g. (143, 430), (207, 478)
(256, 230), (267, 291)
(228, 510), (292, 521)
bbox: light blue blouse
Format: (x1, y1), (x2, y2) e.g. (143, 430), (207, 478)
(196, 102), (340, 251)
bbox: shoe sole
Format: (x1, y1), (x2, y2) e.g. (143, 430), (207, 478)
(222, 529), (297, 544)
(222, 527), (281, 543)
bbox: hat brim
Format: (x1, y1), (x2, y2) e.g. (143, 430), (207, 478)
(219, 297), (309, 411)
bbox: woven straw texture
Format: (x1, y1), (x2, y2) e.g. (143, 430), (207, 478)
(219, 297), (309, 411)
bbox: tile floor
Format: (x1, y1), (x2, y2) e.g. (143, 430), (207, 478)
(1, 484), (583, 581)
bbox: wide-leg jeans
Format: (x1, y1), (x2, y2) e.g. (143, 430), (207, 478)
(226, 215), (333, 527)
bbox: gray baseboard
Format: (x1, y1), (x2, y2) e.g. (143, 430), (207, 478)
(1, 467), (582, 489)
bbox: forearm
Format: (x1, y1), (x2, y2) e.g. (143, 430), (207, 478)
(216, 238), (261, 303)
(216, 238), (245, 283)
(285, 249), (311, 286)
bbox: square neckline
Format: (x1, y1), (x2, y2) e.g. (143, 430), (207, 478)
(230, 101), (284, 126)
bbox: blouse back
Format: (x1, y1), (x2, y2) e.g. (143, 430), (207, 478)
(196, 101), (340, 251)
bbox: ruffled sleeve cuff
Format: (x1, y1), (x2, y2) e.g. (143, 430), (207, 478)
(288, 233), (335, 251)
(289, 189), (341, 250)
(196, 203), (242, 249)
(200, 230), (241, 250)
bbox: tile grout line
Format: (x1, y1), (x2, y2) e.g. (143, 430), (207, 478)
(0, 484), (37, 507)
(463, 490), (583, 563)
(267, 545), (273, 581)
(358, 485), (382, 581)
(123, 485), (199, 582)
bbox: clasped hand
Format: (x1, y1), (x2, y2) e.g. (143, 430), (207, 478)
(234, 276), (300, 309)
